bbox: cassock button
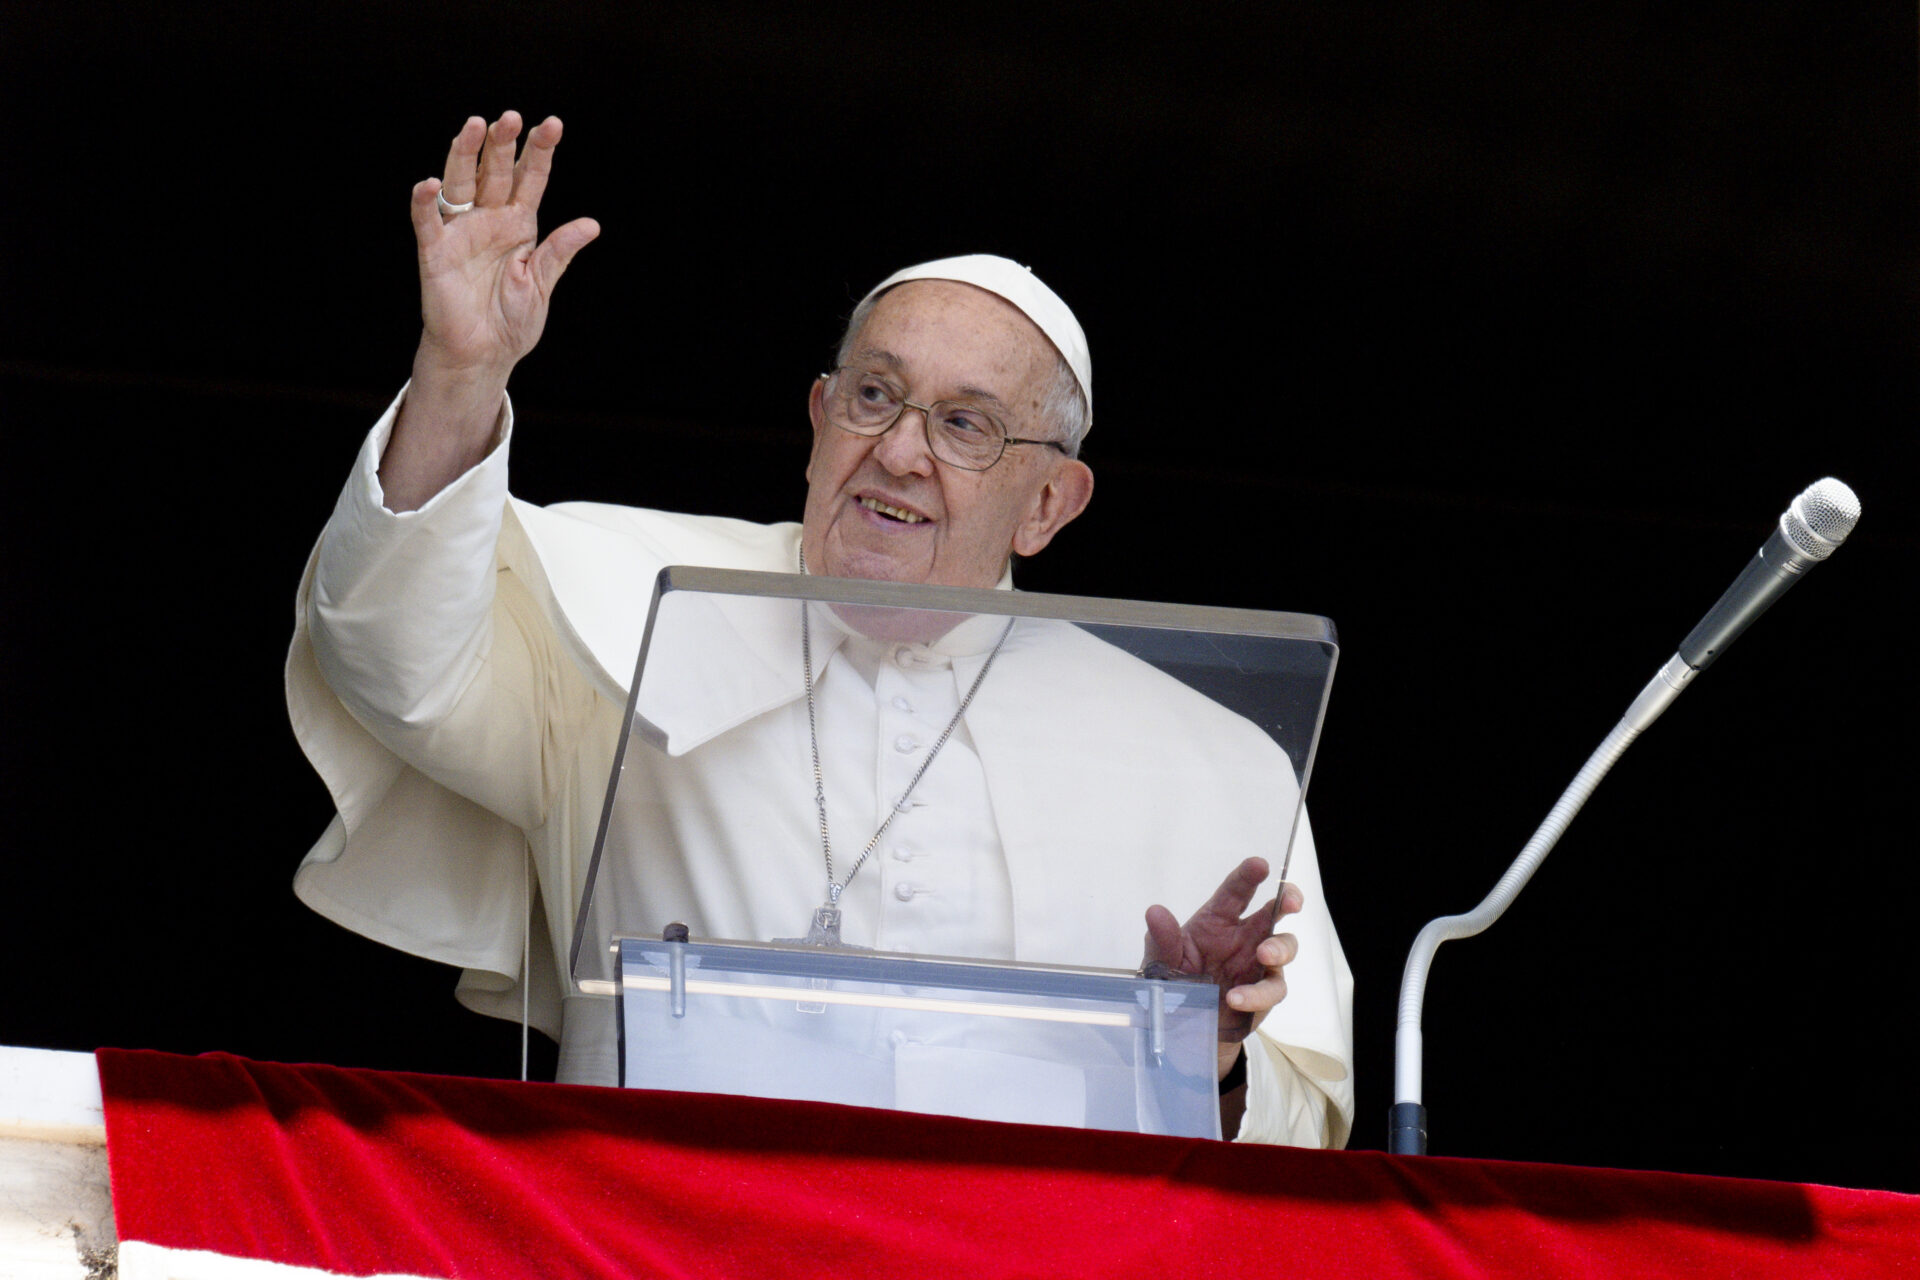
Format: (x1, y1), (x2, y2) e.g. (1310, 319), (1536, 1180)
(891, 695), (913, 713)
(893, 645), (938, 669)
(894, 883), (918, 902)
(894, 734), (919, 753)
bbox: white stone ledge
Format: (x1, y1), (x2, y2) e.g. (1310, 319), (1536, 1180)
(1, 1046), (106, 1145)
(0, 1046), (116, 1278)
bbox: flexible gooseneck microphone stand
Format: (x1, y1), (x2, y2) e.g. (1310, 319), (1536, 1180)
(1388, 478), (1860, 1156)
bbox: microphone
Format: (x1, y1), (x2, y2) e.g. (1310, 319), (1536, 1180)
(1679, 477), (1862, 670)
(1622, 478), (1861, 731)
(1388, 478), (1861, 1157)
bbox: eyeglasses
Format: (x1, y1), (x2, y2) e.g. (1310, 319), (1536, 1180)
(818, 367), (1070, 472)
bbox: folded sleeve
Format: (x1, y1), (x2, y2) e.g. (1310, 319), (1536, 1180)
(308, 387), (511, 748)
(287, 386), (593, 1037)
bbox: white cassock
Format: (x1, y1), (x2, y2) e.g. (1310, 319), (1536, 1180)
(287, 388), (1355, 1147)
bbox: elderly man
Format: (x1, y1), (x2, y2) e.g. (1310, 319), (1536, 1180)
(288, 112), (1353, 1146)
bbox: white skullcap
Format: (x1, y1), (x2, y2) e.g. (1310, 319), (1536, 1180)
(861, 254), (1092, 430)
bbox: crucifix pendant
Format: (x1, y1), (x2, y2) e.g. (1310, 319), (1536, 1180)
(772, 903), (864, 952)
(803, 905), (843, 947)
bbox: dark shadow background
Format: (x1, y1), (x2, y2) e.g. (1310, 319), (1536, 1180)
(5, 1), (1914, 1193)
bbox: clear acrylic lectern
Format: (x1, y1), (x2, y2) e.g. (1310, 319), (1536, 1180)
(569, 567), (1337, 1138)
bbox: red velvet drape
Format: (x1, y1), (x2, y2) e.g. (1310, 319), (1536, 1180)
(98, 1049), (1919, 1279)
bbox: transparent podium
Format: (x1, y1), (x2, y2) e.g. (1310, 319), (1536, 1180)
(570, 567), (1337, 1139)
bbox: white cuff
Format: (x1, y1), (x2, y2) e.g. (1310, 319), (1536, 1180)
(1234, 1030), (1349, 1148)
(308, 384), (517, 732)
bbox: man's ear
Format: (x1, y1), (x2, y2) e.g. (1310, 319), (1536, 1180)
(1011, 458), (1095, 558)
(805, 377), (828, 484)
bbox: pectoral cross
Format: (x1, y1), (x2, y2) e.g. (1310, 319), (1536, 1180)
(803, 905), (843, 948)
(773, 904), (861, 951)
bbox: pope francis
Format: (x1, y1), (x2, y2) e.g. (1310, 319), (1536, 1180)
(286, 111), (1355, 1147)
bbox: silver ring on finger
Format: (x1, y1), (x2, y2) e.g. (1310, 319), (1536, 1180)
(436, 190), (476, 217)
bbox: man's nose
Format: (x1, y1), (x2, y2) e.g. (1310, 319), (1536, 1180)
(873, 405), (937, 476)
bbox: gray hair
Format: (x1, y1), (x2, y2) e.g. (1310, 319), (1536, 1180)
(834, 293), (1091, 459)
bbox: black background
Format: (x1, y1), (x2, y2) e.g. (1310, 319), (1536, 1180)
(4, 2), (1914, 1193)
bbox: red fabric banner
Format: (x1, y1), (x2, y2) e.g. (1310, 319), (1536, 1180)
(98, 1048), (1919, 1279)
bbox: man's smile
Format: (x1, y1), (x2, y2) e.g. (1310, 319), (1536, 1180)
(857, 494), (932, 525)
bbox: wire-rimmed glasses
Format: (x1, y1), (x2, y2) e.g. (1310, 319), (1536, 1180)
(818, 367), (1069, 472)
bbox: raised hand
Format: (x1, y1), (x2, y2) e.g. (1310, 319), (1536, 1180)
(1142, 856), (1304, 1079)
(381, 112), (600, 512)
(409, 112), (599, 379)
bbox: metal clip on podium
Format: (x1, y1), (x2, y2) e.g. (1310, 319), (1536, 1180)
(569, 567), (1338, 1140)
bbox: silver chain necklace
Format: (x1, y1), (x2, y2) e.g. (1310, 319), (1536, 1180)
(792, 547), (1014, 946)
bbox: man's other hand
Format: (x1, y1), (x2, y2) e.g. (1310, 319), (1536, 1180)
(1142, 856), (1303, 1080)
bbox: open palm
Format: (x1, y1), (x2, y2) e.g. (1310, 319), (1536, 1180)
(409, 113), (600, 378)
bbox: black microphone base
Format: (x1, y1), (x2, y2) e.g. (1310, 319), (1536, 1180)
(1388, 1101), (1428, 1156)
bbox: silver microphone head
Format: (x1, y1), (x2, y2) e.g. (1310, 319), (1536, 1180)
(1781, 477), (1861, 561)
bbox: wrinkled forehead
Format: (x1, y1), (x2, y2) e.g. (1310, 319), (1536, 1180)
(848, 281), (1059, 392)
(857, 254), (1092, 424)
